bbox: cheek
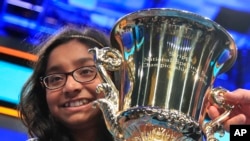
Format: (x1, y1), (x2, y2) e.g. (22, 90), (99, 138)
(46, 90), (59, 113)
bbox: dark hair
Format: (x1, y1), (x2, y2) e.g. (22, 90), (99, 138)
(18, 26), (113, 141)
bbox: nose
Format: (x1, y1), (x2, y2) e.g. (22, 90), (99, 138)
(62, 75), (83, 96)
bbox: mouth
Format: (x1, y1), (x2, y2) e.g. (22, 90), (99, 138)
(63, 99), (92, 107)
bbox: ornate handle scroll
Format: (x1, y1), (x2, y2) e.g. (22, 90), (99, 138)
(89, 47), (124, 140)
(203, 87), (234, 141)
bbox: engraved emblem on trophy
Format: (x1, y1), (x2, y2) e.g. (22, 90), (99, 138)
(89, 8), (237, 141)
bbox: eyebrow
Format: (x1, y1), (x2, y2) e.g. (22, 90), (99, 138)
(46, 57), (95, 74)
(76, 57), (95, 65)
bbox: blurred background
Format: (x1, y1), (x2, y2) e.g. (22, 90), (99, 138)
(0, 0), (250, 140)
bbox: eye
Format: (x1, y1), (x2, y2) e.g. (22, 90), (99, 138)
(45, 74), (65, 86)
(78, 67), (96, 76)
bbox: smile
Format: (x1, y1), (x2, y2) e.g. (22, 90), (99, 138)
(64, 99), (90, 107)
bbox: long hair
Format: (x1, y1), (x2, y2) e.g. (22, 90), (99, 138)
(18, 26), (113, 141)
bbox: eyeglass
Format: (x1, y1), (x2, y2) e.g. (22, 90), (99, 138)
(40, 66), (97, 90)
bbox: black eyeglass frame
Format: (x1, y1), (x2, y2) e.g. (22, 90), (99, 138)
(40, 65), (97, 90)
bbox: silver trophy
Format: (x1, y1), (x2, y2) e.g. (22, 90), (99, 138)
(89, 8), (237, 141)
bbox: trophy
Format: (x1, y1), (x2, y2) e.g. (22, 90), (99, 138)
(89, 8), (237, 141)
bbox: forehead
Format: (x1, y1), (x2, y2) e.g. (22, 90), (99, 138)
(46, 40), (95, 72)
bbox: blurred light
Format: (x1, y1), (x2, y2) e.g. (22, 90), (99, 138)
(0, 128), (27, 141)
(7, 0), (43, 12)
(123, 0), (145, 9)
(229, 31), (250, 50)
(244, 82), (250, 89)
(3, 14), (37, 29)
(0, 60), (33, 104)
(217, 73), (228, 80)
(69, 0), (97, 10)
(90, 14), (116, 28)
(95, 7), (124, 19)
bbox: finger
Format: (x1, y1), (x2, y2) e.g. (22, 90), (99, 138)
(224, 89), (250, 104)
(224, 114), (246, 131)
(207, 106), (221, 119)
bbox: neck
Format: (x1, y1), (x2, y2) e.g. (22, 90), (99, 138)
(71, 120), (111, 141)
(72, 127), (100, 141)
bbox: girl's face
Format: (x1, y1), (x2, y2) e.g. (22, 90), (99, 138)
(45, 40), (103, 130)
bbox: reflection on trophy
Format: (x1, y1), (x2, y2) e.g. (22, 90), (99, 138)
(89, 8), (237, 141)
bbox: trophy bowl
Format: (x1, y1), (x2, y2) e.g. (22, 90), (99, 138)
(89, 8), (237, 141)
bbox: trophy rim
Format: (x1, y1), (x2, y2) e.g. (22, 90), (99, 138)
(110, 8), (237, 74)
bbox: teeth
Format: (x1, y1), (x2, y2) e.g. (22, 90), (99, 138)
(82, 99), (88, 104)
(64, 99), (89, 107)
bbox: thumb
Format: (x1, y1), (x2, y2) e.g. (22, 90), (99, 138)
(224, 89), (250, 104)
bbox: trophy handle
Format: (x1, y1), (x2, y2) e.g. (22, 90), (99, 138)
(203, 87), (234, 141)
(89, 47), (125, 139)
